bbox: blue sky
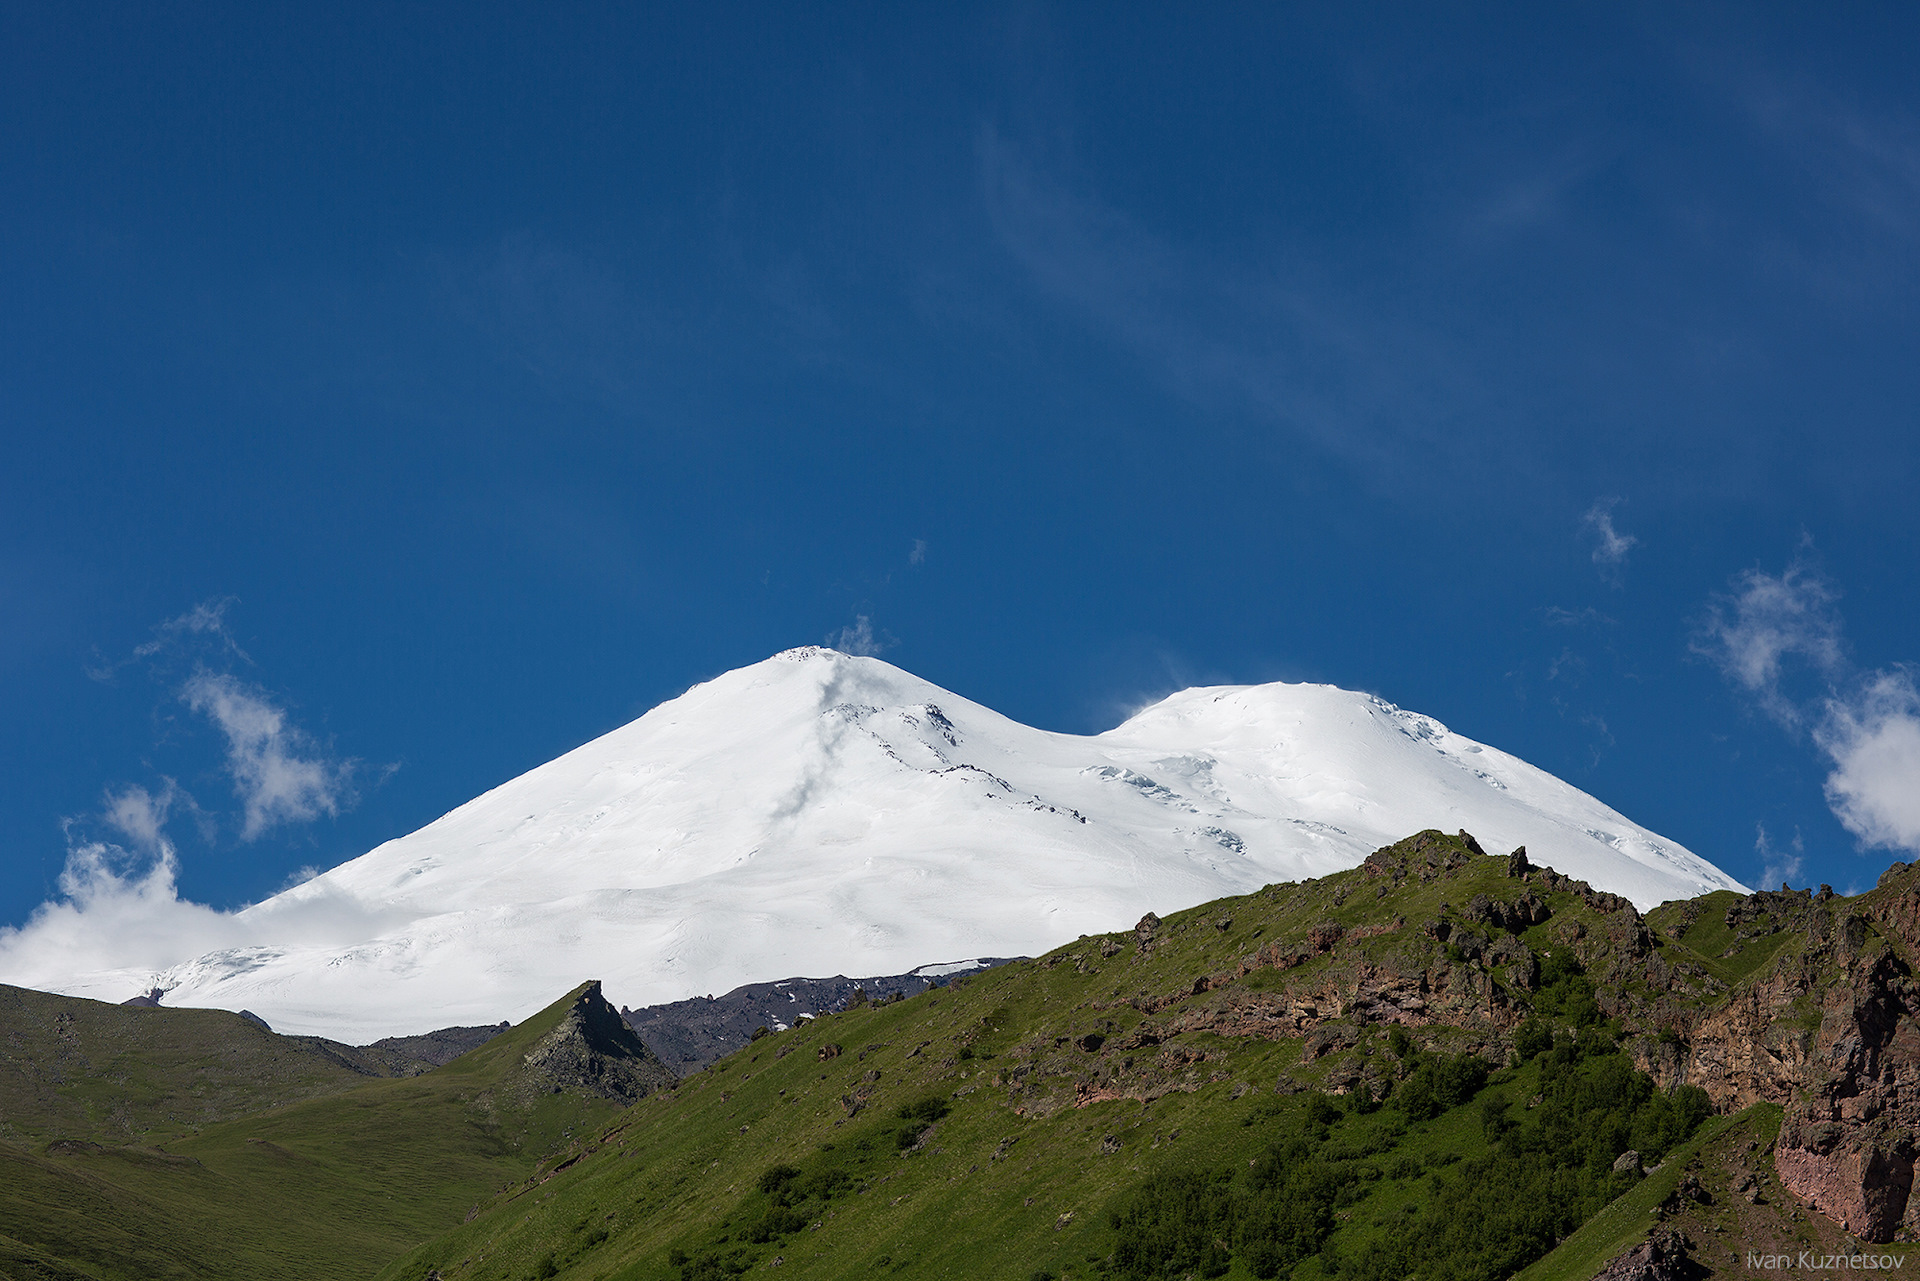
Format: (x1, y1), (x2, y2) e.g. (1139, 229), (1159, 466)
(4, 3), (1918, 944)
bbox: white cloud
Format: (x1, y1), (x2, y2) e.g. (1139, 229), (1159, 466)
(181, 672), (355, 841)
(909, 539), (927, 566)
(0, 816), (238, 995)
(101, 782), (176, 852)
(0, 832), (408, 1004)
(0, 604), (378, 1004)
(827, 615), (889, 658)
(1701, 562), (1920, 857)
(1693, 563), (1844, 724)
(1583, 498), (1638, 580)
(1816, 669), (1920, 853)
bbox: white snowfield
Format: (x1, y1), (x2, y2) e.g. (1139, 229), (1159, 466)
(135, 648), (1740, 1040)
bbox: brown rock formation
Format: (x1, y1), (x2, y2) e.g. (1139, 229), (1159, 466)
(1595, 1227), (1701, 1281)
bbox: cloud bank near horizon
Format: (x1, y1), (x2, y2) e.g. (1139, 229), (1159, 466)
(0, 603), (366, 1001)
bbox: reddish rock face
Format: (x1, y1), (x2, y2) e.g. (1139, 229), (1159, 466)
(1684, 872), (1920, 1244)
(1775, 1134), (1915, 1241)
(1766, 875), (1920, 1242)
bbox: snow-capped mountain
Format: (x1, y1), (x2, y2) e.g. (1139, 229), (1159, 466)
(137, 648), (1740, 1039)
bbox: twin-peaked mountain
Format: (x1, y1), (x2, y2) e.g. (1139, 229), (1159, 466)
(85, 648), (1737, 1041)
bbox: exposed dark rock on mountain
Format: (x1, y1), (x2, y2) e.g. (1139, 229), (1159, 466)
(1604, 865), (1920, 1243)
(519, 981), (675, 1104)
(1340, 839), (1920, 1244)
(619, 959), (1018, 1073)
(362, 1021), (510, 1070)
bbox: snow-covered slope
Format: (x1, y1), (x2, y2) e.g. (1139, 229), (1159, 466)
(134, 648), (1741, 1039)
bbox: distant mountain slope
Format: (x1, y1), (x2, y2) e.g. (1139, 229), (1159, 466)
(0, 983), (504, 1146)
(0, 982), (668, 1281)
(52, 648), (1741, 1039)
(620, 957), (1022, 1075)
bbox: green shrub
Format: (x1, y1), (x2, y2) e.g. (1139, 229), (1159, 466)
(893, 1096), (952, 1150)
(1391, 1049), (1489, 1121)
(1512, 1016), (1554, 1061)
(756, 1163), (802, 1197)
(1103, 1032), (1707, 1281)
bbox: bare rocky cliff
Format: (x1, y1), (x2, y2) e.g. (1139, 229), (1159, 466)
(1605, 868), (1920, 1243)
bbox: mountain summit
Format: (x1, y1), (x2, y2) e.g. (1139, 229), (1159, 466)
(110, 649), (1739, 1039)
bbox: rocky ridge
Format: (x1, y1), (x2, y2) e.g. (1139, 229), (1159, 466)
(971, 830), (1920, 1248)
(517, 981), (676, 1105)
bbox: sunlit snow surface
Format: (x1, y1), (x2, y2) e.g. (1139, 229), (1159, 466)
(130, 649), (1743, 1039)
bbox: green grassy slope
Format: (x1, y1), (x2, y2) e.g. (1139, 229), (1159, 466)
(0, 983), (657, 1281)
(377, 833), (1742, 1281)
(0, 984), (413, 1147)
(13, 833), (1901, 1281)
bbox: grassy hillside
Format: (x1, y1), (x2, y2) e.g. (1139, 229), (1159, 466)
(376, 832), (1757, 1281)
(0, 983), (666, 1281)
(0, 984), (415, 1147)
(12, 831), (1909, 1281)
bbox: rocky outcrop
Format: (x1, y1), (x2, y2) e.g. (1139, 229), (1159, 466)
(358, 1022), (510, 1074)
(985, 832), (1920, 1243)
(1762, 866), (1920, 1242)
(521, 981), (676, 1104)
(1595, 1228), (1701, 1281)
(1641, 864), (1920, 1243)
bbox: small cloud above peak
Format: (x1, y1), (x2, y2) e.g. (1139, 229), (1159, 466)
(826, 615), (892, 658)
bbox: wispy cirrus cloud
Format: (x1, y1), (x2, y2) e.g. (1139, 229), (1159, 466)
(1582, 497), (1638, 583)
(1543, 605), (1616, 629)
(87, 597), (250, 682)
(976, 131), (1468, 477)
(1736, 68), (1920, 284)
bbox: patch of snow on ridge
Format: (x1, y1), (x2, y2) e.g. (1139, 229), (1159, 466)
(27, 648), (1745, 1041)
(911, 959), (989, 978)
